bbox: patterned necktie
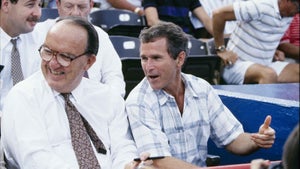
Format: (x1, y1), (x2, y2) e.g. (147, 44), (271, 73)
(10, 38), (24, 85)
(61, 93), (106, 169)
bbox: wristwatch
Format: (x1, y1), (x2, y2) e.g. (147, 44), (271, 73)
(215, 45), (226, 52)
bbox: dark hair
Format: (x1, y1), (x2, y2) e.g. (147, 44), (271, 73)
(282, 123), (299, 169)
(0, 0), (18, 8)
(139, 21), (189, 60)
(1, 0), (44, 10)
(56, 16), (99, 56)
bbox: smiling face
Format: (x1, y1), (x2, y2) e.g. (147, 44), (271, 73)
(140, 37), (185, 93)
(41, 20), (95, 93)
(1, 0), (42, 37)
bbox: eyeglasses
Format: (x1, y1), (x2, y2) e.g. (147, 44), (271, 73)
(38, 45), (88, 67)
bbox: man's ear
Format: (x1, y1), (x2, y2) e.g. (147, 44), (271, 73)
(84, 55), (96, 71)
(1, 0), (10, 12)
(177, 51), (186, 66)
(90, 0), (94, 8)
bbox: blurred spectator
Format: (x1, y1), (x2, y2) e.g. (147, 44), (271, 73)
(190, 0), (241, 39)
(35, 0), (126, 97)
(93, 0), (144, 16)
(213, 0), (299, 84)
(0, 0), (42, 114)
(274, 13), (299, 63)
(1, 1), (41, 167)
(142, 0), (213, 39)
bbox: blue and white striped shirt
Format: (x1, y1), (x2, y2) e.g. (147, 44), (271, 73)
(228, 0), (292, 65)
(126, 73), (243, 167)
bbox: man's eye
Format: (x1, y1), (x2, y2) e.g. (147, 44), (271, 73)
(153, 56), (160, 60)
(26, 3), (35, 8)
(79, 6), (88, 10)
(64, 5), (73, 9)
(44, 49), (52, 55)
(59, 53), (72, 60)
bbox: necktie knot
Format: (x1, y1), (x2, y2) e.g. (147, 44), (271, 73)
(11, 38), (18, 45)
(61, 93), (71, 100)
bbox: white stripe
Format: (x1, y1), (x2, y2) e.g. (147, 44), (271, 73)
(215, 89), (299, 107)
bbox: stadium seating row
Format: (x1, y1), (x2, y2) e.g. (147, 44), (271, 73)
(40, 8), (147, 37)
(40, 8), (224, 97)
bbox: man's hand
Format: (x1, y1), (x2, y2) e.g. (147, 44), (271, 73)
(250, 159), (270, 169)
(273, 49), (286, 61)
(125, 152), (156, 169)
(251, 115), (276, 148)
(217, 50), (238, 67)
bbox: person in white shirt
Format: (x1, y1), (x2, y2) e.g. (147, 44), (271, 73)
(1, 16), (149, 169)
(35, 0), (126, 97)
(0, 0), (42, 114)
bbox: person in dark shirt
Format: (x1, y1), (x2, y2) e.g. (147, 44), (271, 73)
(142, 0), (212, 38)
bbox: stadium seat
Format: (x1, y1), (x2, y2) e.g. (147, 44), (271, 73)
(90, 9), (147, 37)
(188, 37), (208, 55)
(109, 35), (140, 59)
(182, 54), (221, 85)
(39, 8), (59, 22)
(109, 36), (143, 98)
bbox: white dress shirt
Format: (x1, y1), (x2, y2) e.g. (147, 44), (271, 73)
(34, 19), (126, 97)
(1, 71), (137, 169)
(0, 28), (41, 113)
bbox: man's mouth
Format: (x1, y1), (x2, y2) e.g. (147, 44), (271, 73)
(50, 69), (65, 75)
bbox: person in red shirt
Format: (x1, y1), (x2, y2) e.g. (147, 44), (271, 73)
(274, 13), (299, 63)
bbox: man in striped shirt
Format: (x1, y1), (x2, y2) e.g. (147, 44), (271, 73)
(213, 0), (299, 84)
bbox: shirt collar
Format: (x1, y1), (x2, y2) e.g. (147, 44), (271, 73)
(52, 77), (89, 103)
(156, 73), (199, 106)
(1, 27), (14, 51)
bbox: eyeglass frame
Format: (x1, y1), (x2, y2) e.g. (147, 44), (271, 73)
(38, 45), (89, 67)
